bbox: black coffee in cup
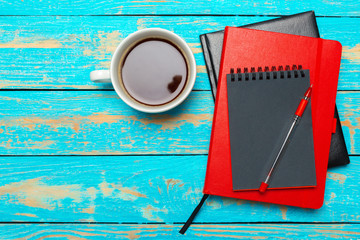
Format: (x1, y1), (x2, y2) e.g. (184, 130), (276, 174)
(120, 38), (189, 106)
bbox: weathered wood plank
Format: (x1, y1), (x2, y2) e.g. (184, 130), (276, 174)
(1, 224), (359, 239)
(0, 91), (213, 155)
(0, 0), (359, 16)
(0, 91), (358, 155)
(0, 16), (359, 90)
(0, 156), (357, 222)
(338, 92), (360, 155)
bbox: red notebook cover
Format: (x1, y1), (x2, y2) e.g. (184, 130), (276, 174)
(204, 27), (342, 209)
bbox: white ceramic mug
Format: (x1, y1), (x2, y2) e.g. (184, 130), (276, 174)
(90, 28), (196, 113)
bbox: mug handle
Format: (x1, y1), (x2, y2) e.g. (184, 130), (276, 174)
(90, 70), (111, 83)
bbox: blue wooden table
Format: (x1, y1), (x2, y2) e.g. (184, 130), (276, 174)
(0, 1), (359, 239)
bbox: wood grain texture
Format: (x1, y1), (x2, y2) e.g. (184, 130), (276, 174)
(1, 1), (359, 236)
(0, 16), (359, 90)
(0, 91), (213, 155)
(0, 0), (359, 16)
(0, 91), (358, 155)
(1, 224), (359, 239)
(0, 156), (357, 222)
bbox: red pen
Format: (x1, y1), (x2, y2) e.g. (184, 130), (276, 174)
(259, 84), (313, 193)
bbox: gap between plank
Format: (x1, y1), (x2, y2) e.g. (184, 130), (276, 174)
(0, 221), (358, 225)
(0, 14), (358, 18)
(0, 153), (209, 157)
(0, 154), (358, 157)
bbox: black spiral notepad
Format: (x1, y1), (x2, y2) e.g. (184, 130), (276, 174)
(227, 66), (316, 191)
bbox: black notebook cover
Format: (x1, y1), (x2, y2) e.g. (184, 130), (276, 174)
(200, 11), (349, 168)
(227, 69), (316, 190)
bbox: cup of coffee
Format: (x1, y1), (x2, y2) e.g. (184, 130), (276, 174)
(90, 28), (196, 113)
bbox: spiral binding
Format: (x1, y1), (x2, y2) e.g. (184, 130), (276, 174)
(229, 64), (306, 82)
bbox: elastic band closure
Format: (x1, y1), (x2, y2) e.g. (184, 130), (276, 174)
(179, 194), (209, 234)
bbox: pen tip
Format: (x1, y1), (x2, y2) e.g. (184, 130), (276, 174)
(259, 182), (269, 193)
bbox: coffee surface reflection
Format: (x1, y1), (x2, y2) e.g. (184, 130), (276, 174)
(121, 39), (188, 106)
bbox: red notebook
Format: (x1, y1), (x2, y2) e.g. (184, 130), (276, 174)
(204, 27), (342, 209)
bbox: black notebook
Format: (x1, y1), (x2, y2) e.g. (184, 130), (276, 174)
(200, 11), (349, 168)
(227, 67), (316, 190)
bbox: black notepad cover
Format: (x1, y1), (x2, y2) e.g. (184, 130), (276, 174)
(200, 11), (349, 168)
(227, 70), (316, 190)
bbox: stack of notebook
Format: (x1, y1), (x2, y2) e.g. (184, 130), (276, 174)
(205, 26), (341, 207)
(180, 11), (349, 235)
